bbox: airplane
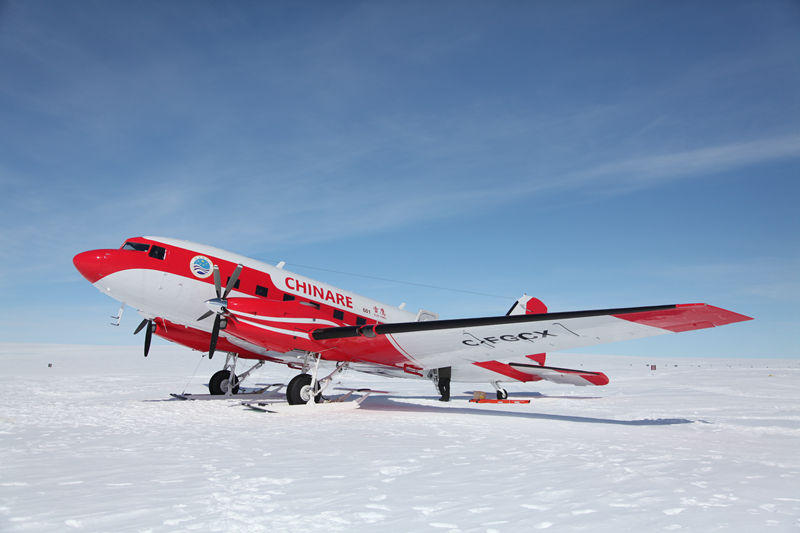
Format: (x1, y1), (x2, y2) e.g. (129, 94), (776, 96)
(73, 236), (752, 404)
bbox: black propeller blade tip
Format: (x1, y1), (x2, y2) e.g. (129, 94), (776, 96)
(143, 319), (154, 357)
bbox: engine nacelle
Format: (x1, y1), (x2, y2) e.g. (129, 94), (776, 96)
(222, 297), (343, 353)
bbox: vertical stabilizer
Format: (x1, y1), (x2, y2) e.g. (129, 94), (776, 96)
(506, 295), (548, 316)
(507, 295), (548, 366)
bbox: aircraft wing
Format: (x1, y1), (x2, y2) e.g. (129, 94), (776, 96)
(312, 303), (752, 371)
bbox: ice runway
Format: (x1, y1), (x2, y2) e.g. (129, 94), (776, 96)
(1, 343), (799, 532)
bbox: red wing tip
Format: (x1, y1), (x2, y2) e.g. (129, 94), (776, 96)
(584, 372), (610, 386)
(618, 303), (753, 332)
(677, 303), (754, 324)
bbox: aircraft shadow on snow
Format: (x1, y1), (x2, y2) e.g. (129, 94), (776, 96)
(360, 395), (695, 426)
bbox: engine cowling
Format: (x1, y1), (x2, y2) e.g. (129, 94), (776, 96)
(222, 297), (344, 353)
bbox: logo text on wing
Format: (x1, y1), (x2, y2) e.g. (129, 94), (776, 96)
(462, 330), (556, 347)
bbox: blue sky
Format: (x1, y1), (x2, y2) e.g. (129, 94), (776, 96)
(1, 1), (798, 358)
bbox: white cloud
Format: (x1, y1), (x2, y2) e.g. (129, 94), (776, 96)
(572, 134), (800, 188)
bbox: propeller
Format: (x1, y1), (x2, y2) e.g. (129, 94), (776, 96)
(196, 264), (243, 359)
(134, 318), (155, 357)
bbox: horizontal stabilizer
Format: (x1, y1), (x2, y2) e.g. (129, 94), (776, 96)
(473, 360), (609, 386)
(509, 362), (609, 386)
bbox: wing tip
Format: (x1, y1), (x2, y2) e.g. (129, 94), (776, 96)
(678, 303), (753, 325)
(617, 303), (753, 332)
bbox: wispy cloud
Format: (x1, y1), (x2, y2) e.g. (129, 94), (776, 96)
(656, 257), (800, 302)
(565, 134), (800, 190)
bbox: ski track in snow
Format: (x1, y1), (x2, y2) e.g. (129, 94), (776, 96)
(1, 344), (799, 532)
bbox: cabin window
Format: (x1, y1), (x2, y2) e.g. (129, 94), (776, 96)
(226, 277), (240, 289)
(148, 245), (166, 260)
(333, 309), (344, 320)
(255, 285), (269, 297)
(283, 294), (295, 301)
(122, 242), (150, 252)
(356, 317), (366, 325)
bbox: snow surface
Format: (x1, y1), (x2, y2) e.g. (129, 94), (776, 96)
(1, 343), (799, 532)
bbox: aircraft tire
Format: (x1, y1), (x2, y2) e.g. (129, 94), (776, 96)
(287, 373), (322, 405)
(496, 388), (508, 400)
(209, 369), (240, 395)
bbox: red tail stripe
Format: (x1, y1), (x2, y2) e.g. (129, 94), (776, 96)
(473, 360), (543, 382)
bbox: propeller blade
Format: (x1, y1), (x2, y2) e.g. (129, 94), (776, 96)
(222, 264), (243, 299)
(144, 319), (153, 357)
(197, 310), (214, 322)
(209, 315), (221, 360)
(212, 265), (222, 299)
(133, 318), (148, 335)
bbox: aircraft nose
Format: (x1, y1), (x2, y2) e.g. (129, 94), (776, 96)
(73, 250), (116, 284)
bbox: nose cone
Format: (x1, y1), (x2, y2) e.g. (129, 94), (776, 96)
(73, 250), (115, 284)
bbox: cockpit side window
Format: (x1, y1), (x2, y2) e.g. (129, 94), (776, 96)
(148, 245), (166, 260)
(122, 242), (150, 252)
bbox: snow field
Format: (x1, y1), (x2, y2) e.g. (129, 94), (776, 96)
(1, 344), (799, 532)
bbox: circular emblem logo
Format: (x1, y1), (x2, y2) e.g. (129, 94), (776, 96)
(190, 255), (213, 278)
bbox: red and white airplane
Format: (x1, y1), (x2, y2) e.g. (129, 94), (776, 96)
(73, 237), (752, 404)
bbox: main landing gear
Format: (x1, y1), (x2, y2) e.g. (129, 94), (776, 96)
(207, 352), (348, 405)
(285, 354), (349, 405)
(209, 369), (239, 395)
(286, 374), (322, 405)
(208, 353), (264, 396)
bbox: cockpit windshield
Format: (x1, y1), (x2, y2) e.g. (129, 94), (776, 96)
(121, 241), (150, 252)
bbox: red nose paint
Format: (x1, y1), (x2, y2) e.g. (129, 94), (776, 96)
(73, 250), (118, 283)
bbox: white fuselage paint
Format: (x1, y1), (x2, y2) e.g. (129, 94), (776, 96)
(90, 238), (419, 366)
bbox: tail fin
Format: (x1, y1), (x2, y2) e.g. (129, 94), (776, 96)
(526, 353), (547, 366)
(506, 295), (548, 316)
(506, 296), (548, 366)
